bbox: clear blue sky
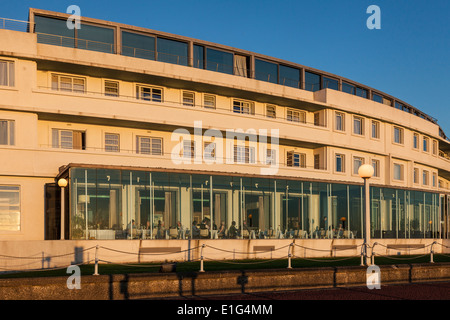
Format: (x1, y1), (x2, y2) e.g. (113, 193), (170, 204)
(4, 0), (450, 135)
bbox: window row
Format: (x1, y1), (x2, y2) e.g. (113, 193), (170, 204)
(334, 154), (381, 178)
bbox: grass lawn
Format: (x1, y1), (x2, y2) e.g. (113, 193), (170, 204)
(0, 253), (449, 279)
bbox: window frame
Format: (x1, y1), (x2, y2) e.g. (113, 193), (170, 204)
(371, 120), (380, 139)
(233, 99), (254, 115)
(287, 151), (306, 168)
(287, 108), (306, 123)
(0, 119), (15, 146)
(0, 60), (15, 87)
(0, 185), (21, 231)
(393, 126), (404, 145)
(104, 133), (120, 152)
(182, 91), (195, 107)
(203, 94), (216, 109)
(335, 112), (345, 132)
(353, 116), (364, 136)
(353, 156), (364, 175)
(335, 154), (345, 173)
(51, 73), (86, 93)
(136, 84), (163, 102)
(104, 80), (119, 97)
(136, 136), (163, 155)
(266, 105), (276, 119)
(393, 163), (404, 181)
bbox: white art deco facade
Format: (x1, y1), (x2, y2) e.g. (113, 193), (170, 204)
(0, 9), (449, 254)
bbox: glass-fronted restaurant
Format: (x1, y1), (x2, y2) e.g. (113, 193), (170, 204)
(62, 166), (442, 240)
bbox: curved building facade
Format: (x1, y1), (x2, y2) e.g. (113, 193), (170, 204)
(0, 8), (449, 249)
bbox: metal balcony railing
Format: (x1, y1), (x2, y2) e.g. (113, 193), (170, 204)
(0, 17), (32, 32)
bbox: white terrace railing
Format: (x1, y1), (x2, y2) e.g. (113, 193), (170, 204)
(0, 17), (32, 32)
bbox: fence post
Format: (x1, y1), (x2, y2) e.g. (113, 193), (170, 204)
(360, 243), (365, 266)
(199, 244), (206, 272)
(371, 242), (378, 266)
(287, 243), (294, 269)
(430, 241), (436, 263)
(93, 245), (99, 275)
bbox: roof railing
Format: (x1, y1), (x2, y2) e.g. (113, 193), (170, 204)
(0, 17), (32, 32)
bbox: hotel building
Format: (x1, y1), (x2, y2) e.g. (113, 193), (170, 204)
(0, 9), (449, 264)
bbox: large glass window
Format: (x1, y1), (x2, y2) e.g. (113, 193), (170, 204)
(254, 59), (278, 84)
(77, 23), (114, 53)
(35, 15), (75, 47)
(65, 167), (441, 240)
(279, 65), (300, 88)
(121, 31), (155, 60)
(305, 72), (321, 92)
(157, 38), (188, 66)
(193, 45), (204, 69)
(206, 48), (233, 74)
(322, 77), (339, 91)
(0, 185), (20, 231)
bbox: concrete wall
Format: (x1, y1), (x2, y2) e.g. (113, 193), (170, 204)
(0, 239), (447, 272)
(1, 262), (449, 300)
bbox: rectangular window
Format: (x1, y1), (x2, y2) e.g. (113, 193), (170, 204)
(432, 173), (437, 187)
(414, 168), (419, 184)
(0, 120), (15, 146)
(423, 137), (429, 152)
(335, 154), (345, 173)
(121, 31), (155, 60)
(335, 112), (345, 131)
(266, 105), (276, 119)
(314, 154), (320, 170)
(322, 76), (339, 91)
(393, 163), (404, 181)
(372, 159), (380, 177)
(193, 45), (204, 69)
(183, 91), (195, 107)
(423, 170), (429, 186)
(279, 65), (300, 88)
(206, 48), (233, 75)
(0, 60), (15, 87)
(204, 142), (216, 160)
(77, 23), (115, 53)
(52, 129), (85, 150)
(413, 133), (419, 149)
(342, 82), (356, 95)
(305, 71), (321, 92)
(136, 85), (162, 102)
(393, 126), (404, 144)
(0, 185), (20, 231)
(287, 151), (306, 168)
(287, 109), (306, 123)
(355, 87), (368, 99)
(203, 94), (216, 109)
(353, 157), (364, 175)
(353, 116), (364, 135)
(314, 112), (321, 126)
(157, 37), (188, 66)
(432, 140), (437, 155)
(52, 74), (85, 93)
(183, 140), (196, 159)
(234, 145), (255, 164)
(136, 136), (162, 155)
(105, 133), (120, 152)
(104, 80), (119, 97)
(233, 100), (254, 114)
(266, 148), (276, 165)
(255, 59), (278, 84)
(371, 121), (380, 139)
(372, 93), (383, 104)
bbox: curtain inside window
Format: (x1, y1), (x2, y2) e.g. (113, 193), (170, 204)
(0, 121), (8, 145)
(234, 55), (247, 77)
(73, 131), (83, 150)
(0, 62), (7, 86)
